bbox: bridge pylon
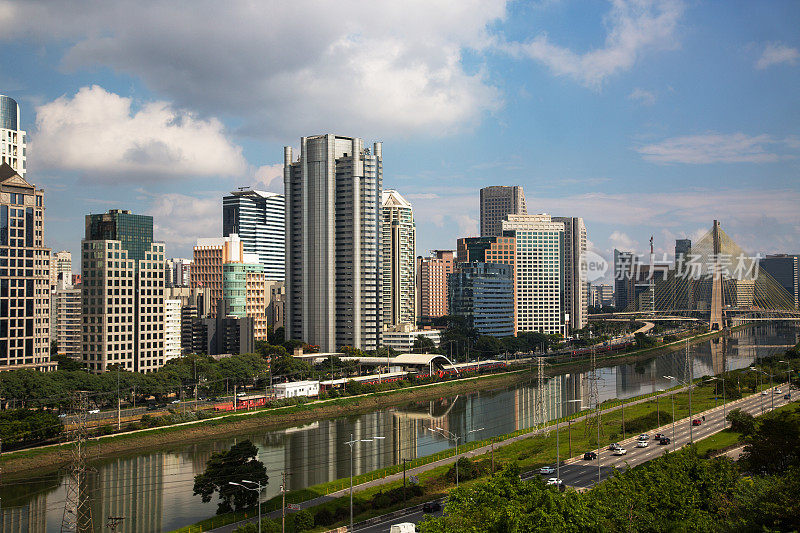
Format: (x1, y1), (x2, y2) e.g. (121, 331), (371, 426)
(709, 220), (724, 331)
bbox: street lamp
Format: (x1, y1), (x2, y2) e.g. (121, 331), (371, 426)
(749, 367), (774, 412)
(704, 376), (726, 427)
(555, 399), (584, 484)
(228, 479), (264, 533)
(427, 426), (484, 487)
(663, 377), (677, 451)
(344, 434), (384, 532)
(778, 360), (792, 397)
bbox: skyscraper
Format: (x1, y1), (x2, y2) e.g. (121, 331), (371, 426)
(417, 250), (455, 321)
(552, 217), (587, 331)
(49, 250), (72, 288)
(382, 189), (416, 327)
(449, 262), (514, 337)
(614, 249), (635, 309)
(0, 95), (26, 178)
(52, 272), (82, 360)
(191, 234), (243, 319)
(284, 134), (383, 352)
(81, 209), (165, 373)
(480, 186), (527, 237)
(502, 214), (565, 336)
(759, 254), (799, 309)
(0, 163), (53, 370)
(223, 188), (285, 280)
(164, 257), (192, 288)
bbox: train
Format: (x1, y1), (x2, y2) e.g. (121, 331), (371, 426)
(213, 393), (269, 412)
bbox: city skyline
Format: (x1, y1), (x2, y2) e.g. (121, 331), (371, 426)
(0, 1), (796, 269)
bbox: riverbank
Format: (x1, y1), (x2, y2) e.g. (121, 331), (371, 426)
(0, 325), (744, 475)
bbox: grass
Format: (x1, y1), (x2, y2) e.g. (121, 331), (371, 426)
(694, 429), (742, 456)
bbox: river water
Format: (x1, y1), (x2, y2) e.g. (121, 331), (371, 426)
(1, 323), (796, 532)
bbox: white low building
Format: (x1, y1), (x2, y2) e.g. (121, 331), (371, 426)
(274, 380), (320, 399)
(382, 327), (441, 351)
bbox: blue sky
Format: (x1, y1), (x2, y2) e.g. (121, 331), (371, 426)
(1, 0), (798, 277)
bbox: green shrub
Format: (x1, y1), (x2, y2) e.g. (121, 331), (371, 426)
(293, 509), (313, 532)
(314, 507), (334, 527)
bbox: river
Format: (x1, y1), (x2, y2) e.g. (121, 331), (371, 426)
(1, 323), (796, 532)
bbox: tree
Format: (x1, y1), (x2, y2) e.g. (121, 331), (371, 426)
(739, 405), (800, 475)
(293, 509), (314, 532)
(474, 336), (504, 359)
(725, 408), (755, 435)
(193, 440), (268, 514)
(271, 354), (312, 381)
(412, 335), (436, 354)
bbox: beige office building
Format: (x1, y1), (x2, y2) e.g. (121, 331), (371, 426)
(553, 216), (588, 331)
(480, 185), (527, 237)
(382, 189), (416, 327)
(416, 250), (455, 320)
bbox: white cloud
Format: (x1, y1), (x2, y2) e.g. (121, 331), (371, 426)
(148, 192), (220, 250)
(253, 164), (284, 192)
(755, 43), (799, 69)
(628, 88), (656, 105)
(30, 86), (247, 180)
(1, 1), (505, 139)
(637, 133), (798, 164)
(608, 230), (637, 250)
(507, 0), (684, 88)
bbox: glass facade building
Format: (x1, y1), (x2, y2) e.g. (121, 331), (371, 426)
(0, 95), (26, 177)
(222, 189), (285, 280)
(449, 262), (515, 337)
(85, 210), (154, 262)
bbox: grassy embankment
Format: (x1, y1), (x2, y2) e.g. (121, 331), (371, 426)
(172, 373), (763, 533)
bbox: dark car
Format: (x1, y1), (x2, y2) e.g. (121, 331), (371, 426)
(659, 437), (670, 445)
(423, 501), (442, 513)
(692, 419), (702, 426)
(654, 433), (665, 440)
(785, 394), (791, 400)
(146, 403), (159, 411)
(584, 451), (597, 460)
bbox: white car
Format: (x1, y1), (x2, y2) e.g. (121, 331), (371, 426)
(88, 409), (100, 414)
(547, 477), (563, 486)
(637, 440), (649, 448)
(637, 434), (649, 441)
(609, 442), (622, 451)
(539, 466), (556, 475)
(774, 389), (782, 394)
(762, 391), (768, 395)
(612, 448), (628, 456)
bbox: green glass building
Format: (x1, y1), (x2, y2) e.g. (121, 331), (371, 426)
(85, 209), (153, 262)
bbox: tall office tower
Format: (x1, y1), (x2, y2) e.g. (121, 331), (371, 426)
(457, 235), (517, 333)
(0, 164), (53, 370)
(81, 209), (165, 373)
(759, 254), (800, 309)
(502, 214), (566, 336)
(52, 272), (82, 359)
(416, 250), (455, 321)
(449, 262), (515, 337)
(49, 250), (72, 287)
(0, 95), (26, 178)
(675, 239), (691, 261)
(552, 217), (587, 331)
(191, 234), (244, 318)
(165, 287), (211, 354)
(164, 257), (192, 288)
(674, 239), (692, 310)
(381, 189), (416, 327)
(164, 298), (182, 361)
(223, 188), (285, 280)
(221, 260), (269, 341)
(614, 249), (635, 309)
(480, 185), (527, 237)
(284, 134), (383, 352)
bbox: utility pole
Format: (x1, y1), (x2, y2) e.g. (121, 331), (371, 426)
(491, 439), (495, 475)
(585, 346), (602, 438)
(281, 471), (288, 533)
(402, 458), (411, 502)
(685, 339), (693, 443)
(534, 357), (547, 434)
(61, 391), (94, 533)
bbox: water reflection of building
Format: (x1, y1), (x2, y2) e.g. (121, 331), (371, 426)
(0, 489), (47, 533)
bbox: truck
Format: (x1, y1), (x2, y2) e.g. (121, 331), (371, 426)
(390, 523), (416, 533)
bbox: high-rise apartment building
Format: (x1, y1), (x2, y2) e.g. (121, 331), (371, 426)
(165, 257), (192, 288)
(49, 250), (72, 287)
(284, 134), (383, 352)
(382, 189), (416, 327)
(164, 298), (182, 361)
(614, 249), (635, 310)
(759, 254), (799, 309)
(165, 287), (211, 354)
(52, 272), (82, 359)
(502, 214), (565, 336)
(0, 163), (53, 370)
(81, 209), (165, 373)
(417, 250), (455, 321)
(191, 234), (244, 319)
(223, 188), (285, 280)
(449, 262), (515, 337)
(0, 95), (26, 178)
(553, 217), (587, 331)
(480, 186), (527, 237)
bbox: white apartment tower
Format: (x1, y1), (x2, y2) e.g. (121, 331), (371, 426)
(480, 186), (527, 237)
(52, 273), (82, 359)
(81, 210), (165, 373)
(164, 298), (182, 361)
(284, 134), (383, 352)
(382, 189), (416, 327)
(0, 95), (26, 178)
(502, 214), (566, 336)
(553, 217), (587, 331)
(223, 189), (285, 280)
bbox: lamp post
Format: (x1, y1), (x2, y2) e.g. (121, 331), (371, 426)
(344, 434), (384, 532)
(663, 377), (677, 451)
(749, 367), (773, 413)
(427, 426), (484, 487)
(557, 399), (584, 484)
(705, 376), (726, 427)
(778, 360), (791, 398)
(228, 480), (263, 533)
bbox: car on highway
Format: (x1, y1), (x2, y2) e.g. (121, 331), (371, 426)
(762, 391), (768, 395)
(692, 418), (702, 426)
(390, 523), (416, 533)
(171, 399), (181, 404)
(58, 413), (67, 419)
(546, 478), (563, 486)
(88, 409), (100, 414)
(608, 442), (622, 451)
(637, 434), (649, 441)
(654, 433), (666, 440)
(612, 447), (627, 456)
(659, 437), (671, 445)
(774, 389), (781, 394)
(637, 440), (649, 448)
(583, 451), (597, 460)
(785, 394), (791, 400)
(146, 403), (159, 411)
(422, 501), (441, 513)
(539, 466), (556, 475)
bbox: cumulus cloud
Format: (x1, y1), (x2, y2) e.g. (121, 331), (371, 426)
(148, 192), (220, 251)
(636, 132), (798, 164)
(628, 88), (656, 105)
(608, 230), (637, 250)
(506, 0), (684, 88)
(1, 1), (505, 139)
(253, 164), (284, 192)
(30, 86), (247, 180)
(755, 43), (799, 69)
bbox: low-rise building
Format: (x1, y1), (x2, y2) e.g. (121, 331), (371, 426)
(382, 324), (441, 351)
(274, 380), (320, 399)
